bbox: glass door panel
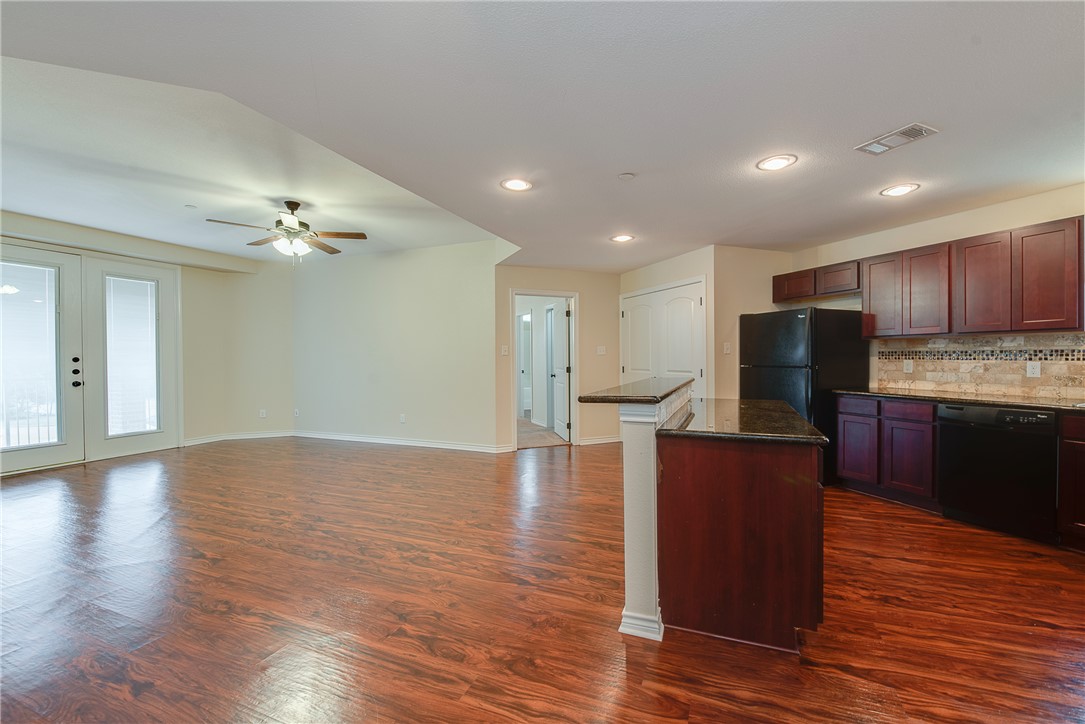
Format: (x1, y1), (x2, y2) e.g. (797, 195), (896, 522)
(105, 276), (160, 436)
(0, 246), (84, 474)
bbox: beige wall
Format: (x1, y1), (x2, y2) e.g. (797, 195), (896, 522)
(496, 265), (621, 448)
(293, 240), (499, 450)
(790, 183), (1085, 269)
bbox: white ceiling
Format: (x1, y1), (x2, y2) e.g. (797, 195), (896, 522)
(1, 2), (1082, 273)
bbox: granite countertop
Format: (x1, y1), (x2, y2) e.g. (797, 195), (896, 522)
(835, 388), (1085, 413)
(578, 376), (694, 404)
(657, 398), (829, 445)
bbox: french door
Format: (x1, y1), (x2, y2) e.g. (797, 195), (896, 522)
(1, 245), (179, 474)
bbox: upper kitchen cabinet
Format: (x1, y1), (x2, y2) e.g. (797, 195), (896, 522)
(862, 244), (950, 338)
(772, 269), (816, 303)
(1012, 217), (1082, 331)
(772, 261), (860, 303)
(861, 253), (903, 337)
(953, 217), (1083, 333)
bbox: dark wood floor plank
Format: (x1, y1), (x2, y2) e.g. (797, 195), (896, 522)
(2, 437), (1083, 722)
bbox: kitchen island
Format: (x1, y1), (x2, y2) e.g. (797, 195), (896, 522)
(656, 398), (827, 652)
(579, 381), (827, 651)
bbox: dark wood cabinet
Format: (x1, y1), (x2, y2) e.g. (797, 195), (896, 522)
(816, 261), (860, 296)
(1012, 217), (1082, 331)
(952, 217), (1082, 334)
(861, 253), (903, 337)
(902, 243), (951, 335)
(772, 269), (816, 302)
(953, 231), (1012, 333)
(836, 395), (937, 509)
(1059, 414), (1085, 553)
(657, 435), (823, 652)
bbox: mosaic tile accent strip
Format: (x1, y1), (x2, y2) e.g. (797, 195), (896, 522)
(879, 348), (1085, 362)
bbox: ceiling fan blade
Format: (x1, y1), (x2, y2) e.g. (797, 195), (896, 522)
(313, 231), (368, 239)
(207, 219), (272, 230)
(307, 238), (342, 255)
(247, 236), (280, 246)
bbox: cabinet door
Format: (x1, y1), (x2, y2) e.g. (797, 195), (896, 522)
(816, 261), (860, 295)
(880, 419), (934, 498)
(837, 413), (878, 484)
(953, 231), (1011, 333)
(1011, 217), (1082, 331)
(861, 253), (902, 337)
(772, 269), (816, 302)
(1060, 438), (1085, 546)
(902, 243), (950, 335)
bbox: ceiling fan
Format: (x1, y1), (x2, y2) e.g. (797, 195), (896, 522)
(206, 200), (367, 256)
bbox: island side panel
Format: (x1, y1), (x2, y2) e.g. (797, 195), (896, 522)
(656, 435), (823, 652)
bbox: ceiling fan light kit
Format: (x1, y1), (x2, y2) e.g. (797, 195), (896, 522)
(206, 200), (368, 257)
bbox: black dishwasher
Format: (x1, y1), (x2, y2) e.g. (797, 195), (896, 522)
(937, 404), (1058, 544)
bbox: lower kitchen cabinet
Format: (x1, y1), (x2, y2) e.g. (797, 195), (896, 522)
(836, 395), (938, 510)
(1059, 414), (1085, 552)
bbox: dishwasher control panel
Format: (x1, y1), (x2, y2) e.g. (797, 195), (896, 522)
(938, 404), (1057, 431)
(997, 410), (1053, 426)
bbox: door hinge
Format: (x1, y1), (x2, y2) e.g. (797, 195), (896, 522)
(622, 365), (625, 373)
(566, 366), (571, 373)
(566, 422), (571, 430)
(700, 297), (703, 306)
(566, 309), (571, 318)
(700, 368), (704, 378)
(621, 310), (625, 318)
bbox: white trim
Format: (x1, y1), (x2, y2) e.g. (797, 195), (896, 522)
(294, 430), (514, 454)
(578, 435), (622, 446)
(620, 274), (707, 301)
(184, 431), (295, 446)
(619, 609), (664, 641)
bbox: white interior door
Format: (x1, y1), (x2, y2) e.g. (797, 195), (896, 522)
(1, 247), (85, 473)
(621, 280), (707, 398)
(551, 301), (570, 442)
(517, 313), (532, 416)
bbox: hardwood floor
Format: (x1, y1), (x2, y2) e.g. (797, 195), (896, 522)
(2, 438), (1083, 722)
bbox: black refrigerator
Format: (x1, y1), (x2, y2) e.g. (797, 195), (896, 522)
(739, 308), (869, 473)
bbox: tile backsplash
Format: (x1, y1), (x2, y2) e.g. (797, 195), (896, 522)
(875, 332), (1085, 401)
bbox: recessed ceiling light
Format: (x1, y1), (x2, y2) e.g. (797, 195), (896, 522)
(184, 204), (198, 209)
(756, 154), (798, 171)
(617, 173), (636, 181)
(880, 183), (920, 197)
(610, 234), (635, 243)
(500, 178), (532, 192)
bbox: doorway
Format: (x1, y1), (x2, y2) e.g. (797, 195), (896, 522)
(1, 244), (180, 474)
(514, 293), (574, 450)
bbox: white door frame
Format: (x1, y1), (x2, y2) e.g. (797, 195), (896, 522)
(510, 289), (579, 448)
(620, 274), (709, 399)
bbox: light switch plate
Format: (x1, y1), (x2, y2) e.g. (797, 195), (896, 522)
(500, 345), (509, 356)
(1026, 361), (1041, 378)
(596, 346), (606, 355)
(724, 342), (732, 355)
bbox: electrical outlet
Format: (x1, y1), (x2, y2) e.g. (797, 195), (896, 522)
(903, 359), (914, 373)
(259, 409), (267, 419)
(1026, 361), (1041, 378)
(500, 345), (509, 356)
(399, 413), (407, 424)
(724, 342), (732, 355)
(596, 345), (606, 355)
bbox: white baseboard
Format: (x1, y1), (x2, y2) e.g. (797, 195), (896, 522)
(183, 431), (295, 446)
(578, 435), (621, 446)
(619, 609), (664, 641)
(293, 430), (513, 454)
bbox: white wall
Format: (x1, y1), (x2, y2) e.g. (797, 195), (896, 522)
(496, 266), (621, 448)
(293, 240), (500, 451)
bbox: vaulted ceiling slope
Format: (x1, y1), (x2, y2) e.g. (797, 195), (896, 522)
(2, 2), (1082, 273)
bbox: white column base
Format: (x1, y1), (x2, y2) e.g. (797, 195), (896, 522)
(619, 608), (664, 641)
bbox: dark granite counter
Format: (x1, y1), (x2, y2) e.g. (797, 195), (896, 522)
(578, 377), (694, 405)
(658, 398), (828, 445)
(836, 388), (1085, 413)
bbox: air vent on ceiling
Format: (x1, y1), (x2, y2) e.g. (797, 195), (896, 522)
(855, 123), (939, 155)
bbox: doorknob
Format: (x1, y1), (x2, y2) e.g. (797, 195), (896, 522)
(72, 381), (82, 387)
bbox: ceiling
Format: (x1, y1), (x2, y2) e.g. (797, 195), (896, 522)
(1, 2), (1082, 273)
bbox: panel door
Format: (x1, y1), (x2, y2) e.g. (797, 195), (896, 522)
(953, 231), (1012, 333)
(861, 253), (903, 337)
(902, 244), (950, 336)
(621, 281), (706, 398)
(1011, 217), (1082, 331)
(0, 246), (85, 474)
(551, 301), (570, 442)
(836, 413), (878, 484)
